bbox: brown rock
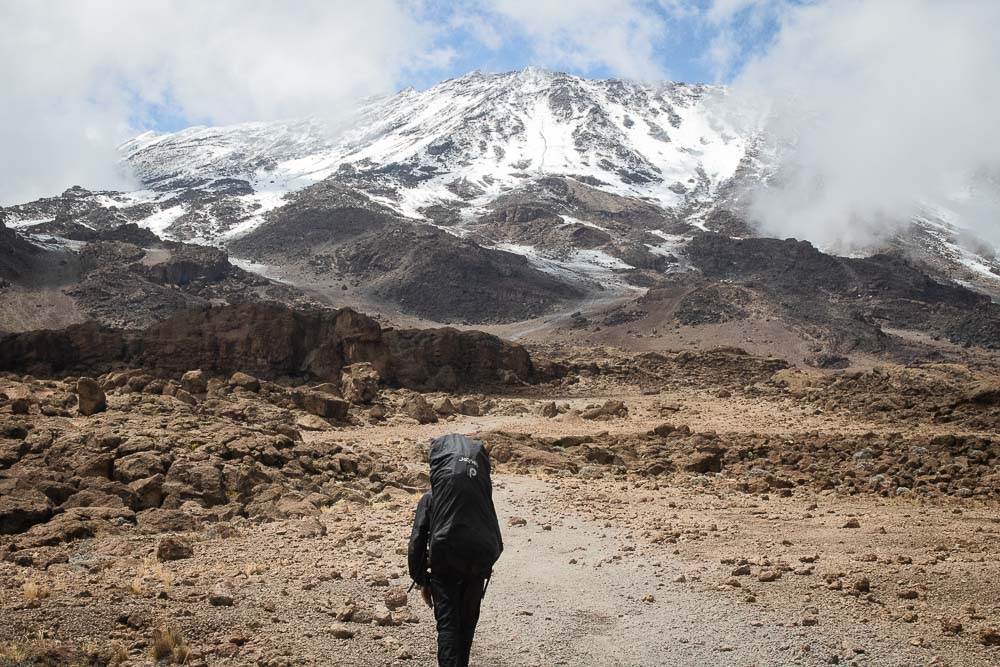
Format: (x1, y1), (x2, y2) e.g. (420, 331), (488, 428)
(173, 388), (197, 406)
(115, 452), (168, 484)
(978, 627), (1000, 646)
(328, 623), (354, 639)
(402, 394), (437, 424)
(581, 400), (628, 420)
(0, 491), (53, 534)
(940, 618), (963, 635)
(180, 369), (207, 394)
(137, 508), (200, 533)
(296, 414), (332, 431)
(456, 398), (481, 416)
(229, 372), (260, 392)
(209, 583), (234, 606)
(293, 389), (350, 420)
(129, 475), (165, 510)
(539, 401), (558, 418)
(384, 586), (408, 610)
(311, 383), (342, 396)
(76, 377), (107, 416)
(341, 363), (380, 404)
(433, 397), (457, 416)
(157, 536), (194, 561)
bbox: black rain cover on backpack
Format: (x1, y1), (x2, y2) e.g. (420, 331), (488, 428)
(428, 434), (503, 577)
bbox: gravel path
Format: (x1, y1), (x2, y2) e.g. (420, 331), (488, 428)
(470, 476), (943, 667)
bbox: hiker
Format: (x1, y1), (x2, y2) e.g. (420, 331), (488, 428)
(408, 434), (503, 667)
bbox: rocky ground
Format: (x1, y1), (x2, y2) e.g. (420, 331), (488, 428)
(1, 342), (998, 666)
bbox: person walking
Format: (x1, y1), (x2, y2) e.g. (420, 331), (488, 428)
(408, 434), (503, 667)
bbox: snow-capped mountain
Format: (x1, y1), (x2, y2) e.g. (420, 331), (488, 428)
(110, 68), (745, 242)
(3, 67), (998, 305)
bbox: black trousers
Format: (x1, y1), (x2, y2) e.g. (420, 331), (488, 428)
(430, 570), (485, 667)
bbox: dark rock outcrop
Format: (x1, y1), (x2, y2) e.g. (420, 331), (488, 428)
(0, 303), (534, 391)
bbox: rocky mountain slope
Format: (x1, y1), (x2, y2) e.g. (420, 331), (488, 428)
(1, 68), (998, 335)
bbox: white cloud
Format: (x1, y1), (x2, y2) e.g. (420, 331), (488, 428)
(718, 0), (1000, 249)
(481, 0), (669, 80)
(0, 0), (447, 204)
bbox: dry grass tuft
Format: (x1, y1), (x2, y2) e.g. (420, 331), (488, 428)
(0, 641), (27, 660)
(152, 626), (189, 664)
(243, 560), (263, 577)
(129, 575), (144, 596)
(22, 581), (50, 604)
(109, 640), (129, 665)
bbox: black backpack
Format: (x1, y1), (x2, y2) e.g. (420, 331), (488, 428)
(428, 434), (503, 578)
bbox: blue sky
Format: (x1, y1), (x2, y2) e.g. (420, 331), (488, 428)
(412, 1), (783, 90)
(0, 0), (793, 202)
(139, 1), (786, 132)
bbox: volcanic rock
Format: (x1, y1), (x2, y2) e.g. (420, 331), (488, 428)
(341, 362), (380, 404)
(76, 377), (107, 415)
(402, 394), (437, 424)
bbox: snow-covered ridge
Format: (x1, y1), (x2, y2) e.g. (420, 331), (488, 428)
(4, 67), (996, 294)
(113, 68), (746, 243)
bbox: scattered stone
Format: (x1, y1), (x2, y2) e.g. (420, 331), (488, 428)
(76, 377), (107, 416)
(841, 518), (861, 529)
(581, 400), (628, 420)
(384, 587), (408, 610)
(402, 394), (437, 424)
(229, 372), (260, 392)
(978, 627), (1000, 646)
(209, 584), (234, 607)
(328, 623), (355, 639)
(456, 398), (481, 416)
(940, 618), (962, 635)
(433, 397), (457, 416)
(508, 516), (527, 527)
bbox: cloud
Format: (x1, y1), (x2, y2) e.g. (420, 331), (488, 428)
(716, 0), (1000, 249)
(0, 0), (448, 204)
(471, 0), (670, 80)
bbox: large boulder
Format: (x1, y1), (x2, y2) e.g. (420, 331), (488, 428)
(0, 490), (53, 534)
(229, 372), (260, 392)
(162, 459), (226, 506)
(114, 452), (169, 484)
(341, 363), (380, 404)
(402, 394), (437, 424)
(180, 369), (208, 394)
(292, 389), (350, 420)
(76, 377), (107, 416)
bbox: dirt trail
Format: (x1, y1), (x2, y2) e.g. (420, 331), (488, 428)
(471, 476), (952, 667)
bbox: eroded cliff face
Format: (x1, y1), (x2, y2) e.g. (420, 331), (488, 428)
(0, 302), (533, 390)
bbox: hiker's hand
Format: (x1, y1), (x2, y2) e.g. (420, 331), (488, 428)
(421, 585), (433, 608)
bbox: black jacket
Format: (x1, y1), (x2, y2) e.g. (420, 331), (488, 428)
(407, 490), (433, 586)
